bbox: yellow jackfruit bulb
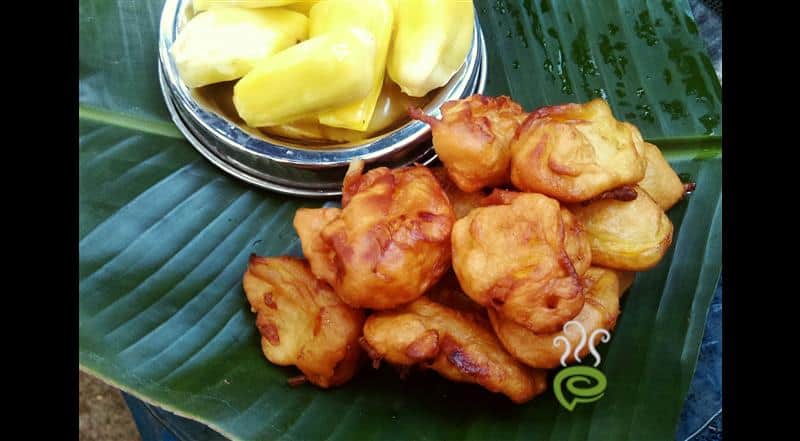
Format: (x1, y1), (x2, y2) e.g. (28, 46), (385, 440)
(261, 78), (428, 143)
(387, 0), (474, 97)
(193, 0), (301, 13)
(171, 7), (308, 88)
(261, 118), (367, 143)
(365, 78), (428, 134)
(233, 28), (377, 127)
(285, 0), (321, 15)
(309, 0), (394, 131)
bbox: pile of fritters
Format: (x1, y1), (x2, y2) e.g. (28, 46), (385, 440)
(242, 95), (690, 403)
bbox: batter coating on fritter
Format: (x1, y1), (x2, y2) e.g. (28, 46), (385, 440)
(617, 271), (636, 295)
(294, 160), (455, 309)
(489, 267), (622, 369)
(242, 256), (365, 388)
(362, 295), (548, 403)
(510, 99), (647, 203)
(451, 191), (592, 334)
(638, 142), (687, 211)
(411, 95), (528, 193)
(569, 187), (673, 271)
(430, 166), (486, 220)
(424, 270), (486, 315)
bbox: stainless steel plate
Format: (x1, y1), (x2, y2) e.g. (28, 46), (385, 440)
(158, 0), (487, 197)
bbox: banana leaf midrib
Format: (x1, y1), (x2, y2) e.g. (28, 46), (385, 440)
(79, 104), (722, 156)
(80, 104), (183, 139)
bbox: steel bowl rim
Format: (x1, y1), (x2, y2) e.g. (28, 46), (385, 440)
(158, 68), (348, 197)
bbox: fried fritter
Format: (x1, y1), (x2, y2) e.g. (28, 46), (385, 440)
(424, 270), (486, 315)
(638, 142), (686, 211)
(451, 191), (592, 334)
(510, 99), (647, 203)
(430, 166), (486, 219)
(242, 256), (365, 388)
(478, 187), (528, 206)
(569, 187), (673, 271)
(294, 160), (455, 309)
(362, 296), (548, 403)
(489, 267), (622, 369)
(617, 271), (636, 295)
(411, 95), (528, 193)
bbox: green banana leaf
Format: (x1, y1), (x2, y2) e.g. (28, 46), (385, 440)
(79, 0), (722, 440)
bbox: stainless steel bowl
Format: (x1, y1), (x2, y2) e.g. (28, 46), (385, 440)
(158, 0), (487, 197)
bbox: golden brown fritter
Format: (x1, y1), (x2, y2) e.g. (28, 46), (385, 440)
(290, 207), (342, 285)
(451, 191), (592, 334)
(509, 99), (647, 203)
(489, 267), (622, 369)
(294, 160), (455, 310)
(242, 256), (365, 388)
(410, 95), (528, 193)
(430, 166), (486, 220)
(583, 185), (639, 203)
(638, 142), (686, 211)
(569, 187), (673, 271)
(424, 270), (486, 315)
(362, 296), (548, 403)
(617, 271), (636, 295)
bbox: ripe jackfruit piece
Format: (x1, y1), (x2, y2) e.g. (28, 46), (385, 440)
(261, 117), (365, 143)
(260, 77), (428, 142)
(285, 0), (321, 15)
(171, 7), (308, 88)
(387, 0), (474, 97)
(364, 76), (428, 134)
(233, 28), (377, 127)
(193, 0), (301, 12)
(309, 0), (394, 131)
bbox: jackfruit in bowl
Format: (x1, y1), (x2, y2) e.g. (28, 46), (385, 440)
(170, 0), (475, 145)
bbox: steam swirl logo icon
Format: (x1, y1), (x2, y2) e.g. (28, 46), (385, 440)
(552, 321), (610, 411)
